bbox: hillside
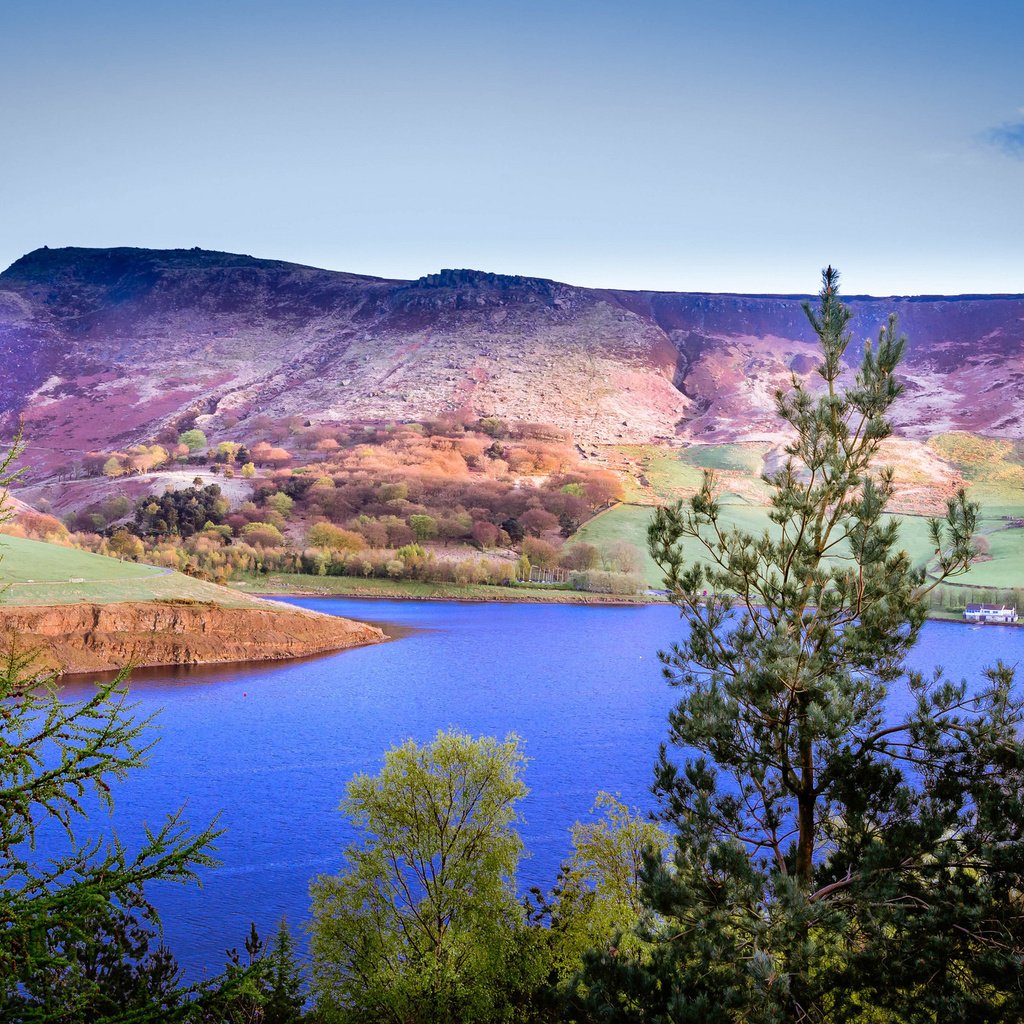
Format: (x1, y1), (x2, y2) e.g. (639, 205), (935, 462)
(0, 534), (268, 607)
(0, 535), (385, 673)
(2, 247), (1022, 483)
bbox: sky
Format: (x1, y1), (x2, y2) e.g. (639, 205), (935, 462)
(2, 0), (1023, 295)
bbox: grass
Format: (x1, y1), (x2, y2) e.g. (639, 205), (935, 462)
(643, 453), (706, 500)
(0, 535), (263, 608)
(616, 443), (775, 509)
(927, 432), (1024, 519)
(574, 501), (795, 589)
(573, 503), (1024, 596)
(679, 442), (772, 475)
(608, 445), (704, 503)
(569, 505), (666, 587)
(233, 572), (656, 604)
(0, 535), (158, 584)
(946, 527), (1024, 589)
(590, 434), (1024, 603)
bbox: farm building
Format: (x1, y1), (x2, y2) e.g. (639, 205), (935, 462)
(963, 603), (1019, 624)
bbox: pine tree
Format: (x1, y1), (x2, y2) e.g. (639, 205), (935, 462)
(579, 269), (1024, 1022)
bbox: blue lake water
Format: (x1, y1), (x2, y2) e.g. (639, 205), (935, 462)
(53, 599), (1024, 978)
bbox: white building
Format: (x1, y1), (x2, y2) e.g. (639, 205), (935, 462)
(963, 603), (1018, 624)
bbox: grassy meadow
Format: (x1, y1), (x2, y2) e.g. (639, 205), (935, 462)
(580, 436), (1024, 607)
(0, 534), (262, 607)
(233, 572), (655, 604)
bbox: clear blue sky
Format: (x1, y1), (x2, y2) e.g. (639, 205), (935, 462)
(3, 0), (1022, 294)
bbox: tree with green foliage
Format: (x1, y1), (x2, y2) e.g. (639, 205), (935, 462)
(309, 730), (529, 1023)
(0, 432), (225, 1021)
(197, 920), (306, 1024)
(265, 492), (295, 518)
(178, 429), (208, 452)
(529, 793), (670, 989)
(306, 521), (364, 553)
(107, 527), (145, 561)
(134, 483), (227, 539)
(216, 441), (242, 465)
(409, 513), (438, 543)
(579, 268), (1024, 1022)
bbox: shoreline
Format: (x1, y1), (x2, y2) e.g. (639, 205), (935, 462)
(238, 576), (1019, 625)
(1, 599), (387, 677)
(234, 573), (658, 607)
(258, 588), (655, 608)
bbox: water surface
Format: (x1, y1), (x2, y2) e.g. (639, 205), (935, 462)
(53, 600), (1023, 977)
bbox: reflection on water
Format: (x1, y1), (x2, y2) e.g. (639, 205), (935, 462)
(47, 599), (1024, 977)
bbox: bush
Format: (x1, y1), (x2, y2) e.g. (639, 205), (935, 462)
(569, 570), (644, 595)
(241, 522), (285, 548)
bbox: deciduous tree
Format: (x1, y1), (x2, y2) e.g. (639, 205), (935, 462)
(178, 429), (208, 452)
(530, 793), (670, 988)
(309, 731), (528, 1023)
(0, 431), (222, 1021)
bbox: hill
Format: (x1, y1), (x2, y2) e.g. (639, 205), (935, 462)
(2, 247), (1022, 482)
(0, 535), (384, 673)
(0, 534), (267, 607)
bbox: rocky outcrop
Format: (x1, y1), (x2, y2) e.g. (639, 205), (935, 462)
(0, 599), (386, 676)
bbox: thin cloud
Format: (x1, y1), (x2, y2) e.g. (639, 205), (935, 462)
(986, 119), (1024, 158)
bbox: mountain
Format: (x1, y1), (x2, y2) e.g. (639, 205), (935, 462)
(2, 246), (1022, 475)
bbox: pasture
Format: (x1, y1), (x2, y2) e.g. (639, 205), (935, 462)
(0, 535), (260, 607)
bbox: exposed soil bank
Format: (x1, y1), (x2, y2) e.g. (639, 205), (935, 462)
(1, 600), (386, 676)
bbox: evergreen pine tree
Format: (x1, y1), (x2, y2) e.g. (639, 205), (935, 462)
(579, 269), (1024, 1022)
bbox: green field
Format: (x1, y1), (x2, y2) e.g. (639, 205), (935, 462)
(0, 535), (262, 607)
(679, 442), (772, 475)
(575, 502), (1024, 596)
(643, 453), (706, 498)
(595, 437), (1024, 601)
(233, 573), (654, 604)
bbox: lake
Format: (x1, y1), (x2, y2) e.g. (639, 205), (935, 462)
(54, 599), (1024, 978)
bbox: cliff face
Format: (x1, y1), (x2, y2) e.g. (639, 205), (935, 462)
(1, 600), (386, 676)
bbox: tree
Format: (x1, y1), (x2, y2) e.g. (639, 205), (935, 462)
(520, 508), (559, 538)
(501, 517), (525, 545)
(241, 521), (285, 547)
(560, 543), (599, 572)
(216, 441), (242, 464)
(477, 416), (509, 439)
(309, 730), (528, 1023)
(437, 514), (471, 546)
(602, 539), (641, 574)
(107, 527), (145, 561)
(0, 431), (222, 1021)
(409, 513), (438, 542)
(471, 520), (501, 549)
(522, 537), (559, 569)
(199, 921), (306, 1024)
(580, 268), (1024, 1022)
(178, 429), (208, 452)
(306, 521), (364, 553)
(529, 793), (670, 988)
(265, 491), (295, 518)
